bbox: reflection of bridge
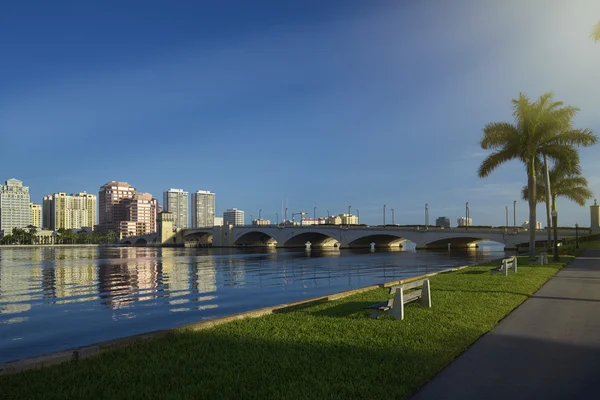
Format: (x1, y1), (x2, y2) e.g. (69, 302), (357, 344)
(120, 225), (579, 250)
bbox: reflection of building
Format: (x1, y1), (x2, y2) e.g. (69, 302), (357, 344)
(0, 255), (33, 315)
(98, 181), (136, 232)
(522, 221), (543, 230)
(591, 199), (599, 231)
(30, 202), (42, 228)
(42, 192), (96, 231)
(214, 216), (223, 226)
(191, 190), (215, 228)
(457, 217), (473, 227)
(0, 178), (31, 233)
(252, 218), (271, 226)
(436, 217), (450, 228)
(163, 188), (188, 229)
(223, 208), (244, 226)
(54, 260), (97, 303)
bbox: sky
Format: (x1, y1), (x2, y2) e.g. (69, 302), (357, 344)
(1, 0), (599, 227)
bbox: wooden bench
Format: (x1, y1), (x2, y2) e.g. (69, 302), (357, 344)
(490, 256), (518, 276)
(367, 279), (431, 320)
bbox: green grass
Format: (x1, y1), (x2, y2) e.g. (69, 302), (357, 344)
(0, 254), (582, 400)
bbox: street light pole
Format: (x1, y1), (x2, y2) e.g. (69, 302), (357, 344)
(259, 209), (262, 220)
(314, 207), (316, 224)
(576, 223), (579, 249)
(552, 209), (559, 261)
(425, 203), (429, 230)
(383, 204), (386, 226)
(505, 205), (508, 232)
(285, 208), (288, 223)
(391, 208), (395, 225)
(327, 210), (330, 220)
(357, 208), (360, 225)
(466, 202), (469, 231)
(513, 200), (516, 233)
(276, 212), (279, 225)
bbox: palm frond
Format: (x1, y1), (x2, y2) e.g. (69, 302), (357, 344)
(542, 144), (580, 166)
(592, 21), (600, 42)
(545, 128), (598, 147)
(477, 148), (516, 178)
(558, 187), (594, 206)
(480, 122), (519, 149)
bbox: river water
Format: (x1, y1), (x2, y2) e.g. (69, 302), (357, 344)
(0, 244), (506, 363)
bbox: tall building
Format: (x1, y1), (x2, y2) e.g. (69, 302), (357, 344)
(98, 181), (136, 232)
(43, 192), (96, 231)
(0, 179), (31, 234)
(163, 189), (188, 229)
(191, 190), (215, 228)
(436, 217), (450, 228)
(30, 203), (42, 228)
(223, 208), (245, 226)
(120, 193), (158, 238)
(591, 199), (599, 230)
(457, 217), (473, 227)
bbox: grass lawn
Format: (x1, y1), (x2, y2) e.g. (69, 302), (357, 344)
(0, 249), (595, 400)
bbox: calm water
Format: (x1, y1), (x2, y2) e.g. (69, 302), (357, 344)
(0, 244), (506, 363)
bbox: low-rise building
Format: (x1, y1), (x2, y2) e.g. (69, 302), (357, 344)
(301, 217), (327, 226)
(252, 218), (271, 226)
(522, 221), (543, 230)
(435, 217), (450, 228)
(214, 216), (223, 226)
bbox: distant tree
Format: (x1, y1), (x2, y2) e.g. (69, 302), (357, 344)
(105, 230), (117, 244)
(478, 92), (597, 259)
(28, 227), (37, 244)
(0, 234), (15, 245)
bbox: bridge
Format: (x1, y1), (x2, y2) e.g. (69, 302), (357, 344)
(120, 225), (583, 250)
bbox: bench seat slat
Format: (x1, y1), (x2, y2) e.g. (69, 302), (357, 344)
(403, 290), (422, 304)
(401, 279), (426, 291)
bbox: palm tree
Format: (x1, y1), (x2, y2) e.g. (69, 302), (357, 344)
(592, 21), (600, 42)
(478, 92), (597, 259)
(521, 162), (593, 210)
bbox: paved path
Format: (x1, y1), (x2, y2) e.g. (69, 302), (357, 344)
(411, 249), (600, 400)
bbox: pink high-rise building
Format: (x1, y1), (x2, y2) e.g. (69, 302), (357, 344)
(120, 193), (158, 238)
(98, 181), (136, 233)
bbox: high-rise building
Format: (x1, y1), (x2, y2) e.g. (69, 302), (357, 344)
(0, 179), (31, 234)
(30, 203), (42, 228)
(163, 189), (188, 229)
(591, 199), (599, 231)
(457, 217), (473, 227)
(120, 193), (158, 238)
(223, 208), (245, 226)
(98, 181), (136, 232)
(191, 190), (215, 228)
(43, 192), (96, 231)
(436, 217), (450, 228)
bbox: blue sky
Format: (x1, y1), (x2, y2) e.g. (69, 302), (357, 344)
(1, 0), (599, 227)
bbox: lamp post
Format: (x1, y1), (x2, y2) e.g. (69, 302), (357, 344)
(314, 207), (316, 224)
(276, 212), (279, 225)
(552, 209), (559, 261)
(285, 207), (288, 223)
(327, 210), (330, 220)
(505, 205), (509, 232)
(259, 209), (262, 220)
(383, 204), (386, 226)
(513, 200), (516, 233)
(576, 223), (579, 249)
(425, 203), (429, 230)
(391, 208), (395, 225)
(466, 202), (469, 231)
(356, 208), (360, 225)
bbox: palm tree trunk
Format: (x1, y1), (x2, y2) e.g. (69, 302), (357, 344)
(543, 155), (552, 249)
(528, 161), (537, 260)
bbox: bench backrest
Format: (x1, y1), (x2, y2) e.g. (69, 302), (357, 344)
(390, 278), (426, 295)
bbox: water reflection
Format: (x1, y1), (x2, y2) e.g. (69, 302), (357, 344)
(0, 244), (505, 362)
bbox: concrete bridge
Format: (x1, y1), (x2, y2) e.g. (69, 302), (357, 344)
(120, 225), (581, 250)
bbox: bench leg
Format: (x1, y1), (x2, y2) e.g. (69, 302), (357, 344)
(420, 280), (432, 308)
(390, 290), (404, 320)
(503, 260), (508, 276)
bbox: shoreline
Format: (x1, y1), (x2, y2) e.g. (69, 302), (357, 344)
(0, 263), (471, 375)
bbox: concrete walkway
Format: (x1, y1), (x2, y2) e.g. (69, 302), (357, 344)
(411, 249), (600, 400)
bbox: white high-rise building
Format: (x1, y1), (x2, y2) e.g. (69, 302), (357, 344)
(0, 179), (31, 234)
(457, 217), (473, 227)
(163, 189), (188, 229)
(223, 208), (245, 226)
(191, 190), (215, 228)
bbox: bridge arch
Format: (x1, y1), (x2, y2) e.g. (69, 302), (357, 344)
(348, 234), (406, 248)
(284, 232), (339, 248)
(234, 230), (277, 247)
(183, 231), (213, 246)
(134, 238), (148, 245)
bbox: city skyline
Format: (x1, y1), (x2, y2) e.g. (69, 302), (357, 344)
(1, 1), (599, 227)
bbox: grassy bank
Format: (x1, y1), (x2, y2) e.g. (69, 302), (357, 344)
(0, 254), (584, 400)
